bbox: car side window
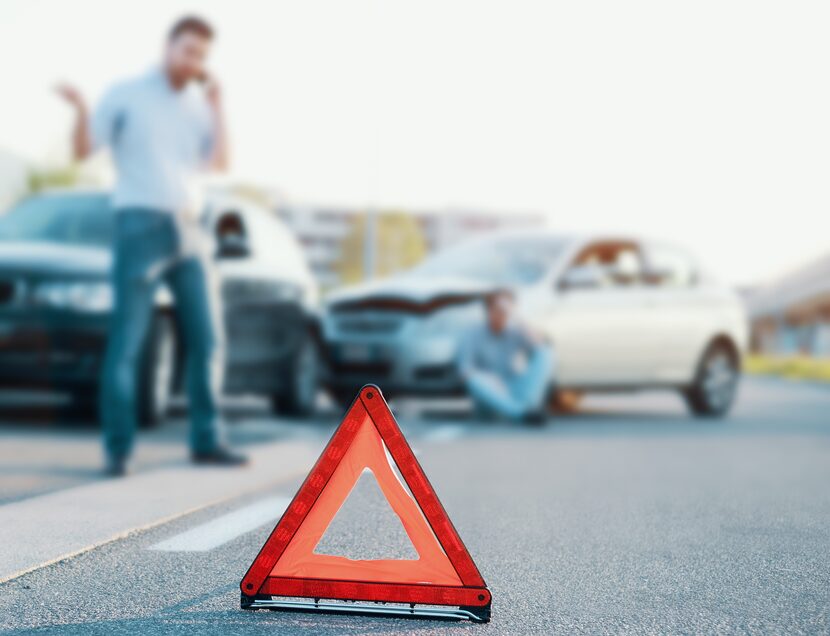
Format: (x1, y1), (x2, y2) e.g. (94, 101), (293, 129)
(214, 210), (251, 259)
(563, 241), (646, 289)
(644, 244), (697, 287)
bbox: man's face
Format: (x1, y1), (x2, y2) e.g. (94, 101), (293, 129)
(487, 294), (513, 333)
(165, 32), (211, 86)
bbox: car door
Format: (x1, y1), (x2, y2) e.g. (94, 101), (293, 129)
(216, 205), (315, 394)
(639, 241), (713, 383)
(542, 240), (660, 386)
(211, 207), (268, 380)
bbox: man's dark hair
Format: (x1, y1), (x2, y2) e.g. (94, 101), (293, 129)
(169, 15), (215, 41)
(484, 288), (515, 309)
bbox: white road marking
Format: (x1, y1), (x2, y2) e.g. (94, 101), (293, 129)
(149, 496), (290, 552)
(424, 425), (467, 443)
(0, 442), (314, 583)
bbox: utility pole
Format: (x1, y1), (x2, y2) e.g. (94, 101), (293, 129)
(363, 207), (377, 281)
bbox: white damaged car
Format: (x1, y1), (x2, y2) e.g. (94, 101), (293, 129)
(322, 232), (747, 417)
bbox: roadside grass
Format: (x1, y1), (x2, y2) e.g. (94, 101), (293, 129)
(745, 355), (830, 383)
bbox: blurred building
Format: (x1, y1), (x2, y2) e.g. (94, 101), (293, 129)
(276, 205), (354, 289)
(746, 253), (830, 356)
(276, 205), (542, 289)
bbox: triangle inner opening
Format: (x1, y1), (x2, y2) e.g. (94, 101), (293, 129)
(313, 468), (419, 561)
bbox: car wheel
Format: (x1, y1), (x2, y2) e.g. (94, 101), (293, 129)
(684, 341), (739, 418)
(137, 313), (176, 429)
(272, 333), (319, 417)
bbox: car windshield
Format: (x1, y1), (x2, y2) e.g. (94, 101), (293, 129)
(0, 194), (113, 247)
(412, 236), (568, 286)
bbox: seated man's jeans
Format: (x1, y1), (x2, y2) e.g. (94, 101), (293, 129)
(100, 208), (226, 459)
(463, 346), (554, 420)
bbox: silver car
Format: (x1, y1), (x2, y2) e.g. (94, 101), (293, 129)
(322, 231), (747, 416)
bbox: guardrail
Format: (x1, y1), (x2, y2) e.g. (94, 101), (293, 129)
(745, 355), (830, 382)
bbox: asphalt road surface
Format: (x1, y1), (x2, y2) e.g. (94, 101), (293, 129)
(1, 378), (829, 635)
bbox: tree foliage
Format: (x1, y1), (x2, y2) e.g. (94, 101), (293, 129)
(337, 211), (428, 284)
(26, 165), (80, 195)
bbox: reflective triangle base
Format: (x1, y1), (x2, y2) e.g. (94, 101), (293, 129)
(241, 594), (491, 623)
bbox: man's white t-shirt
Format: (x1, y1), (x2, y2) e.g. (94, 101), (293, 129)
(91, 67), (214, 214)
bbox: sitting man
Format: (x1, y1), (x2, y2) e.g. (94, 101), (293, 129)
(457, 289), (553, 423)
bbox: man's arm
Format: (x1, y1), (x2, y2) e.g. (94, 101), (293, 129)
(55, 84), (92, 161)
(204, 77), (229, 172)
(516, 321), (547, 352)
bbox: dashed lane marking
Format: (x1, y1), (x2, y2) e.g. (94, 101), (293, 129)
(149, 496), (290, 552)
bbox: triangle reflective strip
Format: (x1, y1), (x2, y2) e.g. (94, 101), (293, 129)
(240, 385), (490, 611)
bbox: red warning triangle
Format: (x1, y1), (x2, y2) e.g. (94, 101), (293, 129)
(240, 385), (491, 622)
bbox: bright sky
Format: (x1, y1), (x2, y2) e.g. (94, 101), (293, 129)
(1, 0), (828, 285)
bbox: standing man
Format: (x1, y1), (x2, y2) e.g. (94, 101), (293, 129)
(457, 289), (553, 423)
(57, 15), (246, 475)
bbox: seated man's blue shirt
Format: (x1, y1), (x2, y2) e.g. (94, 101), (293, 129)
(458, 323), (537, 382)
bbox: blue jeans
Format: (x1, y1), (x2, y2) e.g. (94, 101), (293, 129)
(463, 346), (554, 420)
(100, 209), (226, 459)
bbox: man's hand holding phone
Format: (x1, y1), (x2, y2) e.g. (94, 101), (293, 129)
(200, 72), (222, 110)
(198, 71), (228, 171)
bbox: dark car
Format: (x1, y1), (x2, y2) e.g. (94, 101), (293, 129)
(0, 190), (321, 425)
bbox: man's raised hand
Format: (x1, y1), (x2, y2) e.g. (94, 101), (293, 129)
(55, 83), (87, 113)
(55, 83), (92, 160)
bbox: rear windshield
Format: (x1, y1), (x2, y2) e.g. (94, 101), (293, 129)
(0, 194), (113, 247)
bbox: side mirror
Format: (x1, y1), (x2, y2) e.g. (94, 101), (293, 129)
(642, 267), (671, 286)
(559, 265), (602, 291)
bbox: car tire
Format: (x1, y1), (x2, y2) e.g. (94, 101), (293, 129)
(137, 313), (176, 429)
(271, 333), (319, 417)
(683, 340), (739, 418)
